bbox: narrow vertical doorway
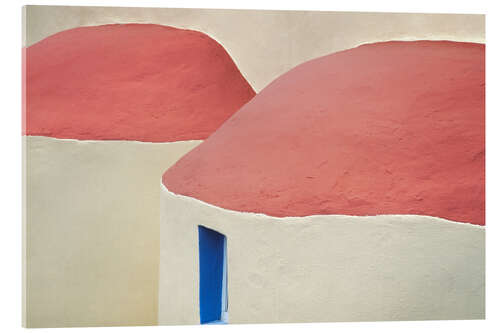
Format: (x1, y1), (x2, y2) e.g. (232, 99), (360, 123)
(198, 226), (228, 324)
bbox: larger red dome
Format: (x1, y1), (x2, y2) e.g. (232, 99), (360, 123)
(24, 24), (255, 142)
(163, 41), (485, 225)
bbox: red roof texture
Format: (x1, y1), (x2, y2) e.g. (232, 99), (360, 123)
(24, 24), (255, 142)
(163, 41), (485, 225)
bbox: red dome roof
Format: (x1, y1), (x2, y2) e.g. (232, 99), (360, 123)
(24, 24), (255, 142)
(163, 41), (485, 225)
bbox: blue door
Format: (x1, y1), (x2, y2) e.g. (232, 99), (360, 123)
(198, 226), (228, 324)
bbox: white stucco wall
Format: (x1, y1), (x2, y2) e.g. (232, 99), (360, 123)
(23, 6), (485, 92)
(159, 185), (485, 324)
(23, 136), (201, 327)
(22, 7), (486, 327)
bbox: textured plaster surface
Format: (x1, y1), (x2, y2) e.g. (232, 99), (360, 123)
(159, 185), (485, 324)
(24, 136), (201, 327)
(24, 6), (485, 91)
(22, 7), (486, 327)
(25, 24), (255, 142)
(163, 41), (485, 225)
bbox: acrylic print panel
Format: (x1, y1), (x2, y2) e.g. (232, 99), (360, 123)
(22, 5), (485, 328)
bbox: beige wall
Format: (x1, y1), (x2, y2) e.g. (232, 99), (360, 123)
(159, 186), (485, 324)
(23, 136), (201, 327)
(23, 6), (485, 327)
(24, 6), (485, 91)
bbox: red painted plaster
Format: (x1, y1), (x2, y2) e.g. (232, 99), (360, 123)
(24, 24), (255, 142)
(163, 41), (485, 225)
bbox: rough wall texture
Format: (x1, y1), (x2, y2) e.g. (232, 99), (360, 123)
(163, 41), (485, 225)
(24, 6), (485, 91)
(159, 186), (485, 324)
(22, 6), (486, 327)
(24, 136), (201, 327)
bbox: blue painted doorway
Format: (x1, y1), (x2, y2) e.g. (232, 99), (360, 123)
(198, 226), (228, 324)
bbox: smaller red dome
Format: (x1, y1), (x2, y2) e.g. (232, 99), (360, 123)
(24, 24), (255, 142)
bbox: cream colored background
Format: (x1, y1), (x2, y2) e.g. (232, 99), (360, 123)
(23, 6), (485, 91)
(23, 6), (485, 328)
(159, 186), (485, 324)
(23, 136), (201, 327)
